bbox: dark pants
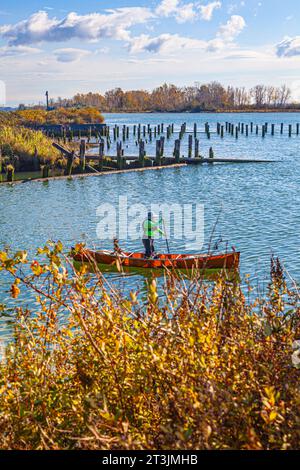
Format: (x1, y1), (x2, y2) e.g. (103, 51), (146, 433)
(143, 238), (154, 258)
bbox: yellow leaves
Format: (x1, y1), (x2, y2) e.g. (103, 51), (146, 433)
(148, 279), (158, 305)
(10, 279), (21, 299)
(31, 261), (43, 276)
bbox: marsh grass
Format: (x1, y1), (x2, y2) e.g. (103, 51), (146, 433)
(0, 242), (299, 450)
(0, 125), (60, 169)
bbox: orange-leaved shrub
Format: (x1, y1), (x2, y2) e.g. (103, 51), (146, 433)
(0, 243), (299, 450)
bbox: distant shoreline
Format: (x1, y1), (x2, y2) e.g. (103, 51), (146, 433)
(102, 109), (300, 114)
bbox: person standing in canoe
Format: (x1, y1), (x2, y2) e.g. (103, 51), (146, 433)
(142, 212), (164, 258)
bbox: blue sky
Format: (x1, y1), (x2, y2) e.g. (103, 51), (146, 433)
(0, 0), (300, 105)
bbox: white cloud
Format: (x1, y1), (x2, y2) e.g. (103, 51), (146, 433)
(129, 33), (206, 54)
(199, 2), (222, 21)
(156, 0), (179, 16)
(0, 8), (153, 45)
(276, 36), (300, 58)
(156, 0), (197, 23)
(217, 15), (246, 41)
(129, 13), (246, 55)
(53, 48), (91, 63)
(0, 45), (41, 57)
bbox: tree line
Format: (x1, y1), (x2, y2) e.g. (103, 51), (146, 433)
(25, 82), (296, 113)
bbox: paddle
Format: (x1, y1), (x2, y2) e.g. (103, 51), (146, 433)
(161, 218), (170, 254)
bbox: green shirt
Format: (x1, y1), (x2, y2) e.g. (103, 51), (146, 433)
(143, 219), (164, 238)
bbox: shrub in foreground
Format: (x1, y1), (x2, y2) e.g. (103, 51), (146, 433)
(0, 243), (299, 450)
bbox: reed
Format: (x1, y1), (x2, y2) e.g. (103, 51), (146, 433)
(0, 125), (60, 168)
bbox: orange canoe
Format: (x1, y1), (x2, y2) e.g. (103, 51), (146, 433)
(73, 249), (240, 271)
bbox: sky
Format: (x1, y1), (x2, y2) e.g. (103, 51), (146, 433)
(0, 0), (300, 105)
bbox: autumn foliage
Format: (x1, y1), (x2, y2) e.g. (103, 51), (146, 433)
(15, 107), (104, 126)
(0, 243), (299, 450)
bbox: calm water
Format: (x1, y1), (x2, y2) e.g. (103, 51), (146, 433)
(1, 112), (300, 344)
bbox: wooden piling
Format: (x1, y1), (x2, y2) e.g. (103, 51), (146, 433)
(6, 164), (14, 182)
(66, 151), (75, 176)
(194, 138), (199, 158)
(117, 142), (123, 169)
(139, 141), (146, 167)
(188, 135), (193, 158)
(271, 124), (275, 136)
(289, 124), (292, 137)
(79, 139), (86, 172)
(174, 139), (181, 163)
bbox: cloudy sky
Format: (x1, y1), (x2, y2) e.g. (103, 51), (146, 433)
(0, 0), (300, 105)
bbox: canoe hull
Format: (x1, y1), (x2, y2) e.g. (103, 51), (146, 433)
(73, 249), (240, 271)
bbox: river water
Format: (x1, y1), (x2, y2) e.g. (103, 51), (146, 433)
(0, 112), (300, 344)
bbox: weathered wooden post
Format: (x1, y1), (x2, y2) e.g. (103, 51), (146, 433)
(265, 123), (268, 133)
(139, 140), (146, 167)
(117, 142), (123, 169)
(174, 139), (181, 163)
(225, 122), (228, 132)
(235, 126), (239, 139)
(122, 125), (126, 141)
(79, 139), (86, 172)
(250, 122), (253, 133)
(221, 125), (224, 138)
(6, 164), (14, 182)
(99, 140), (105, 171)
(159, 136), (165, 158)
(217, 123), (220, 135)
(133, 125), (136, 136)
(155, 140), (162, 166)
(66, 151), (75, 176)
(209, 147), (214, 161)
(241, 123), (244, 134)
(188, 135), (193, 158)
(231, 125), (234, 137)
(137, 125), (141, 141)
(113, 127), (117, 141)
(256, 125), (259, 135)
(149, 129), (152, 141)
(262, 125), (265, 138)
(280, 123), (284, 134)
(194, 138), (199, 158)
(297, 123), (299, 136)
(271, 124), (275, 136)
(171, 123), (174, 133)
(194, 123), (197, 137)
(289, 124), (292, 137)
(246, 124), (249, 137)
(161, 123), (164, 133)
(42, 164), (50, 178)
(143, 125), (146, 137)
(206, 123), (211, 139)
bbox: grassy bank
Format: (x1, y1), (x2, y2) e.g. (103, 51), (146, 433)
(0, 243), (299, 450)
(0, 107), (105, 175)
